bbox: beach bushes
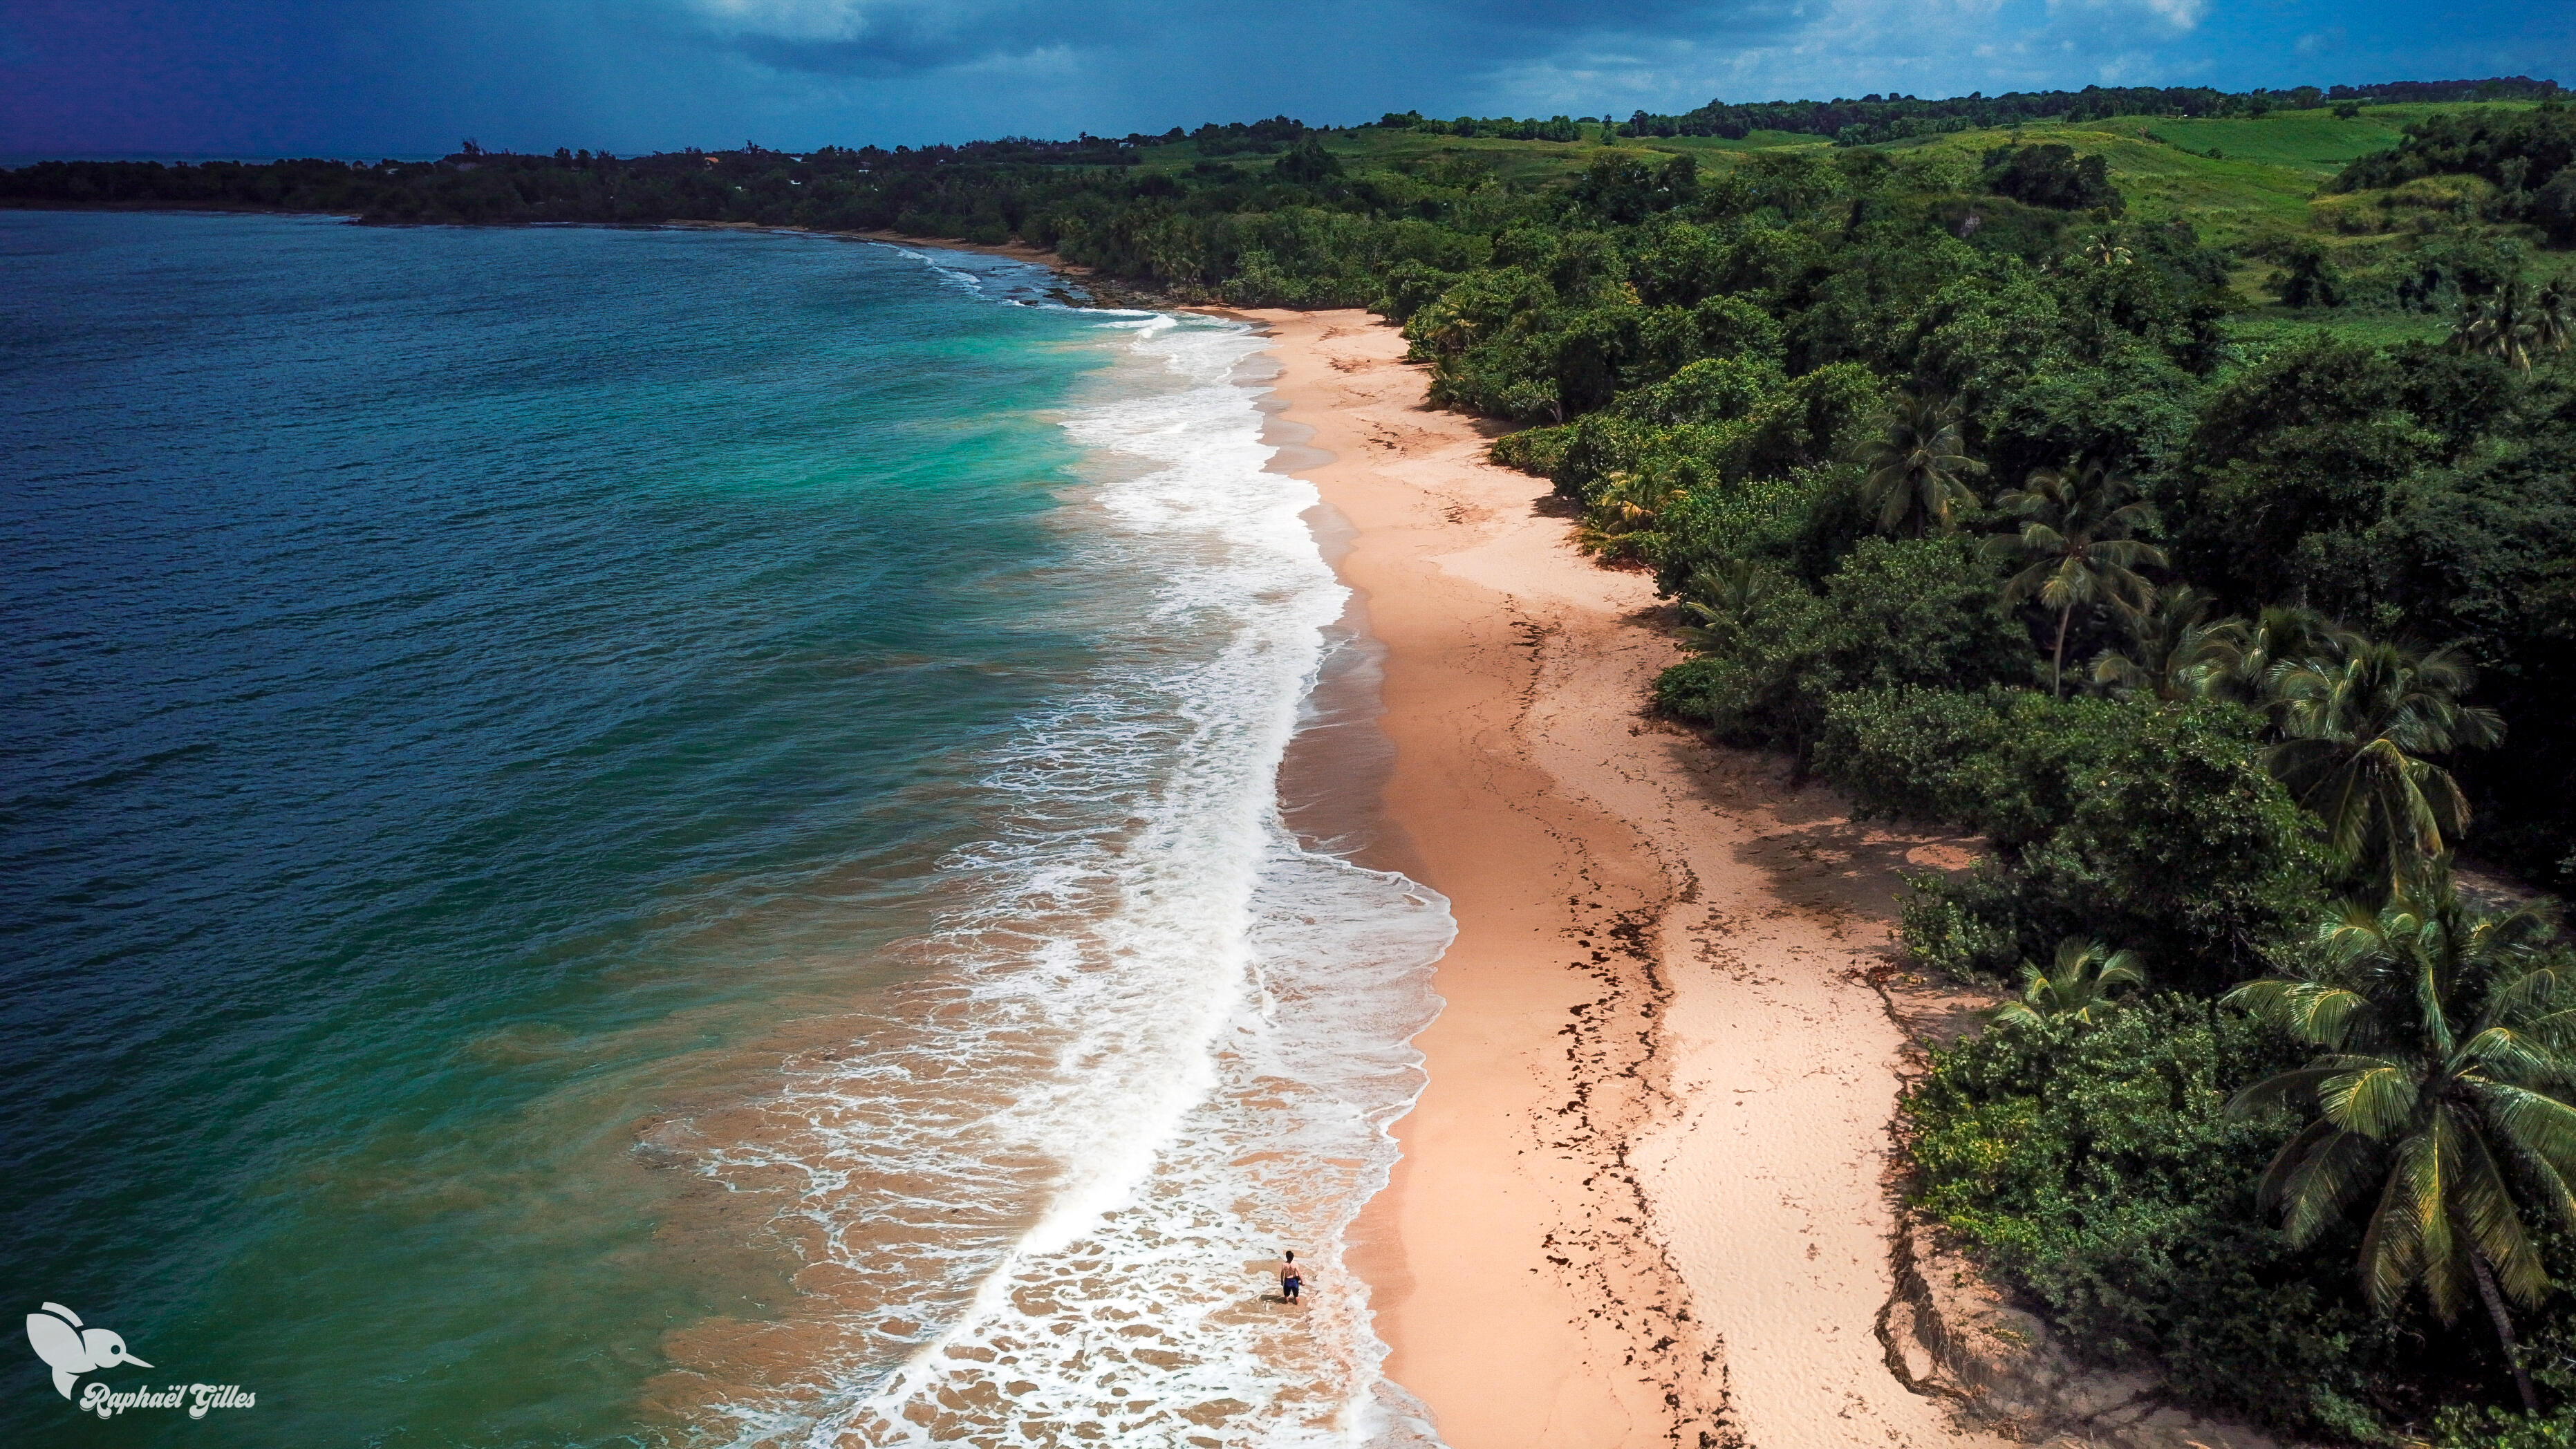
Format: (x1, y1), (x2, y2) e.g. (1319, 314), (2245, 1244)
(1816, 689), (2326, 990)
(1909, 890), (2576, 1440)
(1504, 360), (1881, 506)
(1905, 998), (2407, 1438)
(1651, 536), (2026, 759)
(1208, 91), (2571, 1438)
(1051, 205), (1480, 304)
(2436, 1396), (2576, 1449)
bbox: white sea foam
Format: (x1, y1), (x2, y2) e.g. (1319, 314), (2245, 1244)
(880, 244), (1091, 306)
(689, 312), (1454, 1449)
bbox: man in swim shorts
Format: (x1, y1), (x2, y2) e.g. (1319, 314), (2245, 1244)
(1280, 1250), (1303, 1305)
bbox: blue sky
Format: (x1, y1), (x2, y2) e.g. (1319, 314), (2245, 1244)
(3, 0), (2570, 157)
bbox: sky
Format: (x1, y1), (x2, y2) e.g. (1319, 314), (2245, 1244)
(2, 0), (2571, 158)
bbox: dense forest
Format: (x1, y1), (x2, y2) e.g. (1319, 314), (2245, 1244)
(12, 77), (2576, 1443)
(1620, 75), (2567, 145)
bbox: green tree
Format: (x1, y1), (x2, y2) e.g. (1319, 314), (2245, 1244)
(1655, 536), (2023, 766)
(1854, 390), (1986, 536)
(2190, 604), (2342, 706)
(2089, 583), (2226, 701)
(1991, 937), (2147, 1027)
(1980, 142), (2122, 211)
(1990, 462), (2167, 698)
(2078, 232), (2134, 268)
(2454, 281), (2542, 373)
(2266, 634), (2505, 884)
(2225, 882), (2571, 1412)
(1904, 993), (2380, 1436)
(2274, 241), (2347, 309)
(1271, 138), (1344, 186)
(1821, 689), (2326, 989)
(2535, 277), (2575, 359)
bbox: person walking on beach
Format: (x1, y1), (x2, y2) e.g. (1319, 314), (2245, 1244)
(1279, 1250), (1304, 1306)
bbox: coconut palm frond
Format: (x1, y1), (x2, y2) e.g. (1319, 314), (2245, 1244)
(1988, 462), (2167, 698)
(2235, 878), (2576, 1412)
(1853, 390), (1986, 538)
(2261, 633), (2505, 886)
(1988, 938), (2147, 1029)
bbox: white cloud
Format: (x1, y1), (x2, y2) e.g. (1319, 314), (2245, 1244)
(691, 0), (896, 40)
(2045, 0), (2207, 35)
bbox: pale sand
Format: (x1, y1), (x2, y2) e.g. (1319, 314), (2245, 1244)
(1249, 309), (2013, 1449)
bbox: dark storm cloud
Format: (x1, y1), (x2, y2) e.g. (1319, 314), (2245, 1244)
(3, 0), (2569, 157)
(696, 0), (1812, 77)
(702, 0), (1158, 77)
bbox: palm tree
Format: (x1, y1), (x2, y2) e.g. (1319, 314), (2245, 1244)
(2187, 604), (2345, 707)
(1854, 390), (1986, 537)
(1990, 939), (2147, 1028)
(2225, 881), (2570, 1412)
(2080, 233), (2134, 268)
(2535, 277), (2574, 359)
(2452, 281), (2540, 373)
(1674, 557), (1776, 652)
(1989, 462), (2167, 698)
(2089, 583), (2225, 700)
(1575, 470), (1652, 557)
(2266, 634), (2505, 886)
(1577, 465), (1688, 561)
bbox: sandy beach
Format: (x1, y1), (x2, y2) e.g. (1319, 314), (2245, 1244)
(1249, 309), (2015, 1449)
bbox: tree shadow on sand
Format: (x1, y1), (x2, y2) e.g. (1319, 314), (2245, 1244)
(1641, 712), (2000, 1043)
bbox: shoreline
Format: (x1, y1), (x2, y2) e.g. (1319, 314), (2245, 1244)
(12, 208), (2026, 1440)
(1249, 309), (2017, 1448)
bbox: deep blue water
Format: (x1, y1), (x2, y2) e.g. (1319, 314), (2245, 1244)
(0, 211), (1124, 1446)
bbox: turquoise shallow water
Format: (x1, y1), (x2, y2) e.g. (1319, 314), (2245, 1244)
(0, 212), (1130, 1445)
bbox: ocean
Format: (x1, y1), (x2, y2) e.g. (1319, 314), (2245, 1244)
(0, 211), (1451, 1447)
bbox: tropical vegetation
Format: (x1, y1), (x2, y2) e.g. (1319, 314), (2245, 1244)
(13, 72), (2576, 1441)
(2226, 882), (2570, 1412)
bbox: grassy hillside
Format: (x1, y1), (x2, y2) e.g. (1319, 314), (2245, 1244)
(1215, 102), (2552, 364)
(1244, 101), (2539, 256)
(1139, 104), (2536, 357)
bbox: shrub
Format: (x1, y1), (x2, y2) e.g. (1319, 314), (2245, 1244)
(1486, 423), (1573, 478)
(1654, 536), (2024, 759)
(1619, 355), (1785, 426)
(1981, 142), (2123, 212)
(1897, 866), (2022, 980)
(1906, 998), (2397, 1438)
(2272, 240), (2347, 308)
(1648, 466), (1843, 586)
(1820, 689), (2328, 989)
